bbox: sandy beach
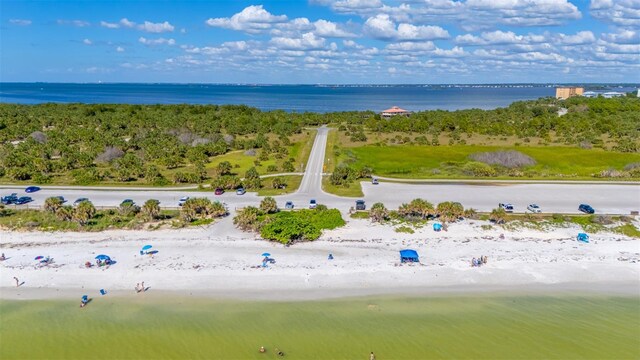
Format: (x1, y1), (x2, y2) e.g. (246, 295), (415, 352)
(1, 216), (639, 301)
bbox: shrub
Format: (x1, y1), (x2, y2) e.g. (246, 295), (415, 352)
(260, 197), (278, 214)
(233, 206), (261, 231)
(96, 146), (124, 163)
(469, 150), (536, 168)
(395, 226), (414, 234)
(30, 131), (48, 144)
(462, 162), (496, 177)
(369, 202), (389, 223)
(43, 197), (64, 213)
(266, 165), (278, 173)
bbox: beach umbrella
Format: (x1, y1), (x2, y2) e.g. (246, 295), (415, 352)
(261, 253), (271, 257)
(34, 256), (44, 260)
(95, 254), (111, 260)
(142, 245), (152, 251)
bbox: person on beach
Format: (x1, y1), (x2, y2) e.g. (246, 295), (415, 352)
(259, 346), (266, 353)
(471, 258), (477, 267)
(13, 277), (19, 287)
(0, 253), (6, 261)
(483, 256), (488, 264)
(141, 281), (145, 292)
(370, 351), (376, 360)
(135, 283), (141, 293)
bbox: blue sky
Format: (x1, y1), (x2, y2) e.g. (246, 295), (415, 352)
(1, 0), (639, 84)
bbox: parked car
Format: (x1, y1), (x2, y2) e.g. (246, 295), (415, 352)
(578, 204), (595, 214)
(527, 204), (541, 213)
(178, 196), (189, 206)
(309, 199), (317, 209)
(285, 201), (294, 209)
(120, 199), (135, 206)
(355, 199), (366, 211)
(25, 186), (41, 193)
(372, 177), (379, 185)
(236, 188), (246, 195)
(1, 193), (18, 205)
(73, 198), (89, 206)
(214, 188), (224, 195)
(498, 203), (514, 213)
(14, 196), (33, 205)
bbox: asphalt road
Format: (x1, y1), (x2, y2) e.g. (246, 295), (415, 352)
(1, 126), (639, 215)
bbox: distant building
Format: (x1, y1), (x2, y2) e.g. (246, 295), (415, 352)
(381, 106), (411, 119)
(602, 91), (624, 98)
(583, 91), (597, 98)
(555, 87), (584, 99)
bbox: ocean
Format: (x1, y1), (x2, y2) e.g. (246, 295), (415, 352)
(2, 295), (639, 359)
(0, 82), (593, 113)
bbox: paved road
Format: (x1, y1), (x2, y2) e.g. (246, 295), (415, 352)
(1, 126), (639, 214)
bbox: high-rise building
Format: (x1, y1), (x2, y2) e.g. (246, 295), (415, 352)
(555, 87), (584, 99)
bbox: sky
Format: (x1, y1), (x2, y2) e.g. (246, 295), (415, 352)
(1, 0), (639, 84)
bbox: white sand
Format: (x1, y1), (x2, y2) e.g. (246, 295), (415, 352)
(1, 216), (639, 300)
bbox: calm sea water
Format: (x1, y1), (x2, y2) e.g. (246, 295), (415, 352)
(0, 83), (563, 112)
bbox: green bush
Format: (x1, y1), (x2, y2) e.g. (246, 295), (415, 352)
(462, 162), (497, 177)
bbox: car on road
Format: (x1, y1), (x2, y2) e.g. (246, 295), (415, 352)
(285, 201), (294, 209)
(527, 204), (541, 213)
(309, 199), (317, 209)
(236, 188), (246, 195)
(120, 199), (135, 206)
(1, 193), (18, 205)
(372, 177), (379, 185)
(355, 199), (366, 211)
(25, 186), (41, 193)
(214, 188), (224, 195)
(498, 203), (514, 213)
(178, 196), (189, 206)
(14, 196), (33, 205)
(73, 198), (89, 206)
(578, 204), (595, 214)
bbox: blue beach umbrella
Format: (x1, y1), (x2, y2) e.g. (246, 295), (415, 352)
(261, 253), (271, 257)
(142, 245), (152, 251)
(95, 254), (111, 260)
(34, 256), (44, 260)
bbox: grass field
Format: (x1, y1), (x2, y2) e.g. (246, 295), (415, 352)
(257, 175), (303, 196)
(2, 295), (638, 359)
(322, 177), (364, 197)
(342, 145), (640, 179)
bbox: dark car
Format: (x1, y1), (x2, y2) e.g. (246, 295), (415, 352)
(285, 201), (294, 209)
(578, 204), (595, 214)
(25, 186), (41, 193)
(73, 198), (89, 206)
(120, 199), (135, 206)
(215, 188), (224, 195)
(355, 199), (366, 211)
(14, 196), (33, 205)
(1, 193), (18, 205)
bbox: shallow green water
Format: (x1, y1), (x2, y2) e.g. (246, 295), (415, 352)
(1, 295), (639, 359)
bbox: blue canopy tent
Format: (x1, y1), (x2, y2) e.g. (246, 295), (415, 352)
(433, 223), (442, 232)
(400, 249), (419, 263)
(577, 233), (589, 243)
(95, 255), (111, 261)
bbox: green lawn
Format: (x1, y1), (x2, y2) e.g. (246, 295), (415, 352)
(257, 175), (303, 196)
(322, 177), (364, 198)
(344, 145), (640, 179)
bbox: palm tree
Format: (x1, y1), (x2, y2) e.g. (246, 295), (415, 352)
(73, 200), (96, 226)
(260, 197), (278, 214)
(399, 198), (434, 219)
(436, 201), (464, 222)
(43, 196), (63, 213)
(141, 199), (161, 220)
(369, 202), (388, 223)
(233, 206), (261, 231)
(55, 205), (74, 221)
(489, 207), (507, 224)
(208, 201), (228, 218)
(118, 202), (140, 217)
(463, 208), (478, 219)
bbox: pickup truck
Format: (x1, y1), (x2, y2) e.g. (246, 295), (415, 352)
(1, 193), (19, 205)
(498, 203), (514, 213)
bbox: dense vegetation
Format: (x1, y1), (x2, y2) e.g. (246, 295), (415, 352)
(0, 196), (226, 231)
(234, 199), (345, 244)
(1, 96), (638, 187)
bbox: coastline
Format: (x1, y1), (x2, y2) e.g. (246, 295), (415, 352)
(2, 217), (638, 302)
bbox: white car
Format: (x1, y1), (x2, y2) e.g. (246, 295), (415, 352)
(527, 204), (542, 213)
(309, 199), (317, 209)
(498, 203), (514, 213)
(178, 196), (189, 206)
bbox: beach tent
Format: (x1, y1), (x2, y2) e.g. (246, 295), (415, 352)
(95, 255), (111, 260)
(400, 249), (419, 263)
(433, 223), (442, 232)
(577, 233), (589, 243)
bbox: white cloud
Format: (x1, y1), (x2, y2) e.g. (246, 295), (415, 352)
(57, 19), (91, 27)
(601, 30), (639, 44)
(83, 39), (92, 45)
(590, 0), (640, 26)
(555, 31), (596, 45)
(313, 19), (356, 37)
(9, 19), (32, 26)
(138, 37), (176, 46)
(455, 30), (544, 45)
(270, 32), (326, 50)
(138, 21), (174, 33)
(364, 14), (449, 40)
(120, 18), (136, 28)
(116, 46), (125, 52)
(100, 21), (120, 29)
(206, 5), (287, 34)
